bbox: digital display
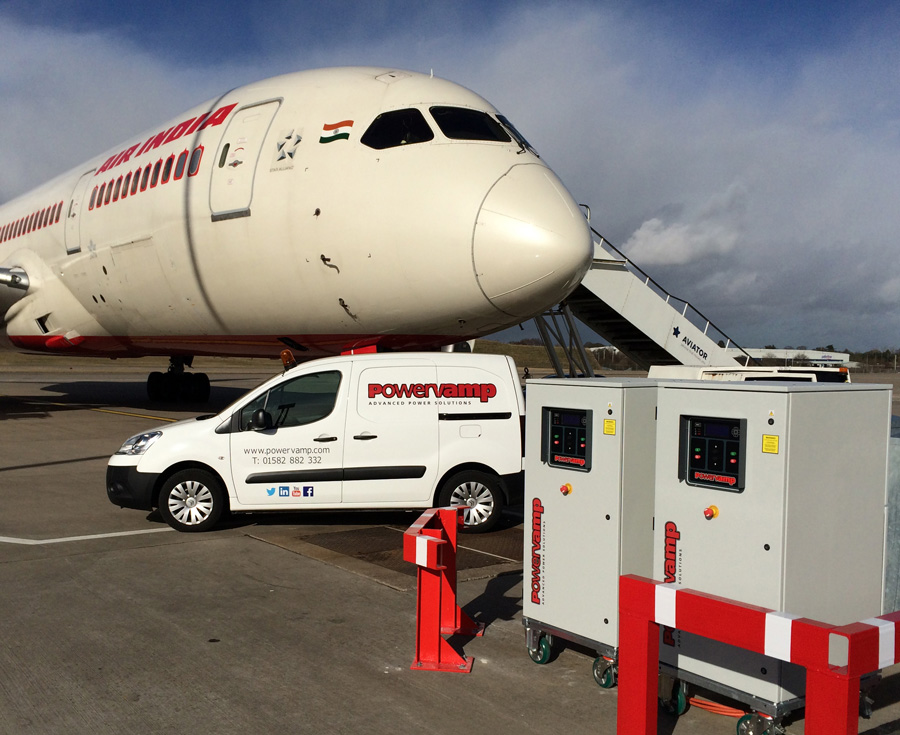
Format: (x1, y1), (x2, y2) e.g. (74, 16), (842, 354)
(553, 410), (586, 428)
(696, 421), (737, 439)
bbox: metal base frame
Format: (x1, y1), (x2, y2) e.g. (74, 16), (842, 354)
(523, 617), (617, 661)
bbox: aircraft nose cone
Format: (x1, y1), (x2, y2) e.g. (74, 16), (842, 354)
(473, 164), (593, 318)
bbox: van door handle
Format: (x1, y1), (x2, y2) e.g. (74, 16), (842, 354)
(314, 435), (338, 442)
(353, 432), (378, 441)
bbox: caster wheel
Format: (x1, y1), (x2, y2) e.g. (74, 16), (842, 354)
(592, 657), (617, 688)
(736, 713), (771, 735)
(528, 636), (551, 665)
(675, 682), (689, 715)
(661, 681), (690, 715)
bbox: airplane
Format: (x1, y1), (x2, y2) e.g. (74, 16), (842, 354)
(0, 67), (593, 402)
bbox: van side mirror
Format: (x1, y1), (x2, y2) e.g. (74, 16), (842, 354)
(250, 409), (274, 431)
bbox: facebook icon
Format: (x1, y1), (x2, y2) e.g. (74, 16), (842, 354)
(302, 486), (314, 497)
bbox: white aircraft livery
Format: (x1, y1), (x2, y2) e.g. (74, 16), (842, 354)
(0, 67), (592, 400)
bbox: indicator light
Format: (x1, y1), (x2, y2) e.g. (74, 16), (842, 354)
(703, 505), (719, 520)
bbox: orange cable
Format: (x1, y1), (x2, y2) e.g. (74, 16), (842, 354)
(688, 696), (746, 718)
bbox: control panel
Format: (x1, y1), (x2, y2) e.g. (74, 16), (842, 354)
(541, 407), (592, 471)
(678, 415), (746, 492)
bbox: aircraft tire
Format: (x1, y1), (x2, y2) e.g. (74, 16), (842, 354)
(193, 373), (211, 403)
(147, 371), (210, 403)
(147, 371), (165, 402)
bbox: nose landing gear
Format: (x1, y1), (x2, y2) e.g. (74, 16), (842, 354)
(147, 356), (211, 403)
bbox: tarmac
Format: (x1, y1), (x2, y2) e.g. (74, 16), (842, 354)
(2, 361), (900, 735)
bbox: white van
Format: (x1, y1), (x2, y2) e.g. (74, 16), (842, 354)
(107, 353), (524, 533)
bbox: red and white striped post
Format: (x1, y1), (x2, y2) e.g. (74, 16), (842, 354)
(403, 507), (484, 672)
(617, 574), (900, 735)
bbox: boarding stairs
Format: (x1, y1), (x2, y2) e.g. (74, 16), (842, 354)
(536, 227), (754, 376)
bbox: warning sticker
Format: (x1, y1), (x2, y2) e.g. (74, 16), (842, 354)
(603, 419), (616, 436)
(762, 434), (780, 454)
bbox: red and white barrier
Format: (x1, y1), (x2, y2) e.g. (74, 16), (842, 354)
(403, 507), (484, 672)
(617, 574), (900, 735)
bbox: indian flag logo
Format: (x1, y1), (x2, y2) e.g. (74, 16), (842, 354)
(319, 120), (354, 143)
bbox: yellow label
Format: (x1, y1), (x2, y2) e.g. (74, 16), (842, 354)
(762, 434), (779, 454)
(603, 419), (616, 435)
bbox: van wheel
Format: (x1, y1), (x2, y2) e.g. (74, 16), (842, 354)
(438, 471), (503, 533)
(158, 469), (224, 532)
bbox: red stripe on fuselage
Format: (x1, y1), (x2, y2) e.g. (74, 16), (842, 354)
(7, 333), (464, 359)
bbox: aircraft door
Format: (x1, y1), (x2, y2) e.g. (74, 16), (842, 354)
(209, 99), (281, 220)
(229, 368), (347, 507)
(64, 170), (96, 254)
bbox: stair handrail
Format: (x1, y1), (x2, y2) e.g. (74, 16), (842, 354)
(589, 226), (756, 367)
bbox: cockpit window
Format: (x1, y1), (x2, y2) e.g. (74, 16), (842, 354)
(361, 108), (434, 150)
(429, 107), (511, 143)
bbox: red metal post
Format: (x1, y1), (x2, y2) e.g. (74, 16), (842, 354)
(617, 575), (660, 735)
(404, 507), (483, 673)
(804, 668), (861, 735)
(437, 508), (484, 637)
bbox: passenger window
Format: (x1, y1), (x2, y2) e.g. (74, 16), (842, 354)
(150, 160), (162, 188)
(429, 107), (511, 142)
(174, 150), (188, 180)
(131, 168), (141, 195)
(239, 370), (342, 430)
(162, 155), (174, 184)
(188, 146), (203, 176)
(361, 108), (434, 150)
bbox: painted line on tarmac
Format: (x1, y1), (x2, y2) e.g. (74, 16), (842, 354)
(0, 395), (177, 422)
(89, 407), (178, 422)
(0, 528), (174, 545)
(36, 400), (177, 422)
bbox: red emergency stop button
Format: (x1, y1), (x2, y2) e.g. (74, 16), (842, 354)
(703, 505), (719, 520)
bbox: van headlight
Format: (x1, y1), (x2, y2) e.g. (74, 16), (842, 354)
(115, 431), (162, 455)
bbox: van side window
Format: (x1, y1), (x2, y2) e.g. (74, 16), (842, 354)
(240, 370), (342, 430)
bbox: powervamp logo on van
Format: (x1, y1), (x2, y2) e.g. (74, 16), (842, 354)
(368, 383), (497, 402)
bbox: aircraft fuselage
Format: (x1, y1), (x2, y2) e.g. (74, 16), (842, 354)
(0, 67), (592, 360)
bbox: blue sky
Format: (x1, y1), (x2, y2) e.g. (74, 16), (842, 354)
(2, 1), (899, 352)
